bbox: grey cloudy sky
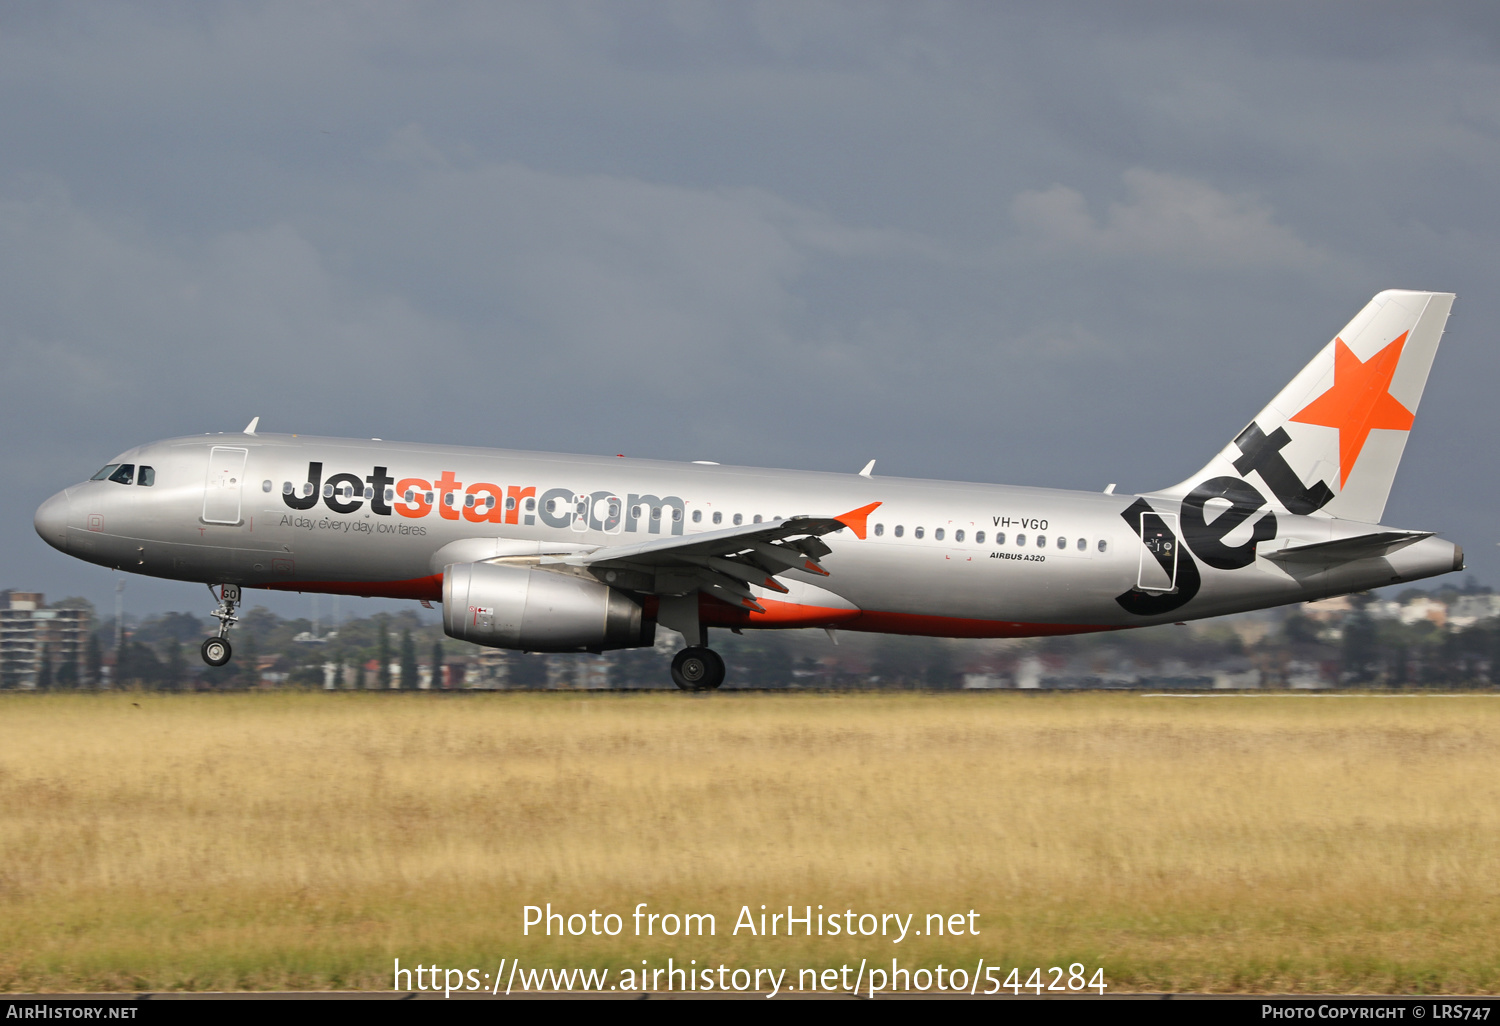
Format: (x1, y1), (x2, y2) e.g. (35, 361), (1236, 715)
(4, 2), (1499, 617)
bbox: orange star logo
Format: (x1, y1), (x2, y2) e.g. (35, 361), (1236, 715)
(1289, 331), (1414, 488)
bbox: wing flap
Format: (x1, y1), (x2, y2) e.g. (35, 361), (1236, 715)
(548, 503), (881, 602)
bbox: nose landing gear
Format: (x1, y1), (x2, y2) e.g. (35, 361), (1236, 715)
(201, 583), (240, 666)
(201, 636), (232, 667)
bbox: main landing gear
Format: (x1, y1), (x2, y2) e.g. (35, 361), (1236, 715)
(671, 646), (725, 692)
(201, 583), (240, 667)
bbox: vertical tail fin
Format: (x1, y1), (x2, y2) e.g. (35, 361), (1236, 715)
(1157, 290), (1454, 524)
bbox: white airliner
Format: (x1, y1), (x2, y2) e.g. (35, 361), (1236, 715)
(35, 290), (1462, 689)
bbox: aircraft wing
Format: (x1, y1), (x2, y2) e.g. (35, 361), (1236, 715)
(1263, 530), (1433, 565)
(544, 502), (881, 612)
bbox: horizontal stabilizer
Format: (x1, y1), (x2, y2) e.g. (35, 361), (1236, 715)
(1264, 530), (1432, 564)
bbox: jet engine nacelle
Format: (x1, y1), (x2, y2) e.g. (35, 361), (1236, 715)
(442, 561), (655, 653)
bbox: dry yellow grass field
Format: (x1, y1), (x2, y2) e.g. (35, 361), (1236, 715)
(1, 690), (1498, 994)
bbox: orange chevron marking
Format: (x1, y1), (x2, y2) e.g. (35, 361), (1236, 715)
(834, 501), (883, 540)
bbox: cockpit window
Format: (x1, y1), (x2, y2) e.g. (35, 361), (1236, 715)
(137, 466), (155, 487)
(107, 464), (135, 485)
(91, 464), (120, 481)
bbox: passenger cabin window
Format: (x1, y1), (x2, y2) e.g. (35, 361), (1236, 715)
(1037, 536), (1047, 548)
(733, 513), (743, 526)
(283, 482), (294, 495)
(976, 531), (985, 544)
(1077, 538), (1086, 551)
(954, 529), (964, 542)
(1056, 536), (1066, 549)
(713, 511), (723, 524)
(673, 508), (683, 522)
(1097, 539), (1108, 553)
(934, 528), (945, 541)
(692, 510), (702, 523)
(1016, 534), (1026, 546)
(322, 483), (334, 498)
(137, 467), (155, 487)
(874, 524), (884, 536)
(995, 532), (1005, 545)
(894, 525), (904, 537)
(525, 498), (535, 512)
(404, 489), (415, 502)
(108, 464), (135, 485)
(91, 464), (120, 481)
(261, 479), (272, 493)
(753, 514), (762, 524)
(915, 527), (925, 539)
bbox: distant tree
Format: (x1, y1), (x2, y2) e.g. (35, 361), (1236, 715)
(329, 646), (346, 690)
(507, 653), (548, 688)
(115, 635), (130, 686)
(923, 639), (957, 688)
(1390, 642), (1409, 687)
(165, 638), (184, 691)
(239, 630), (259, 689)
(126, 641), (163, 688)
(86, 632), (102, 688)
(55, 650), (77, 689)
(378, 617), (391, 689)
(399, 628), (417, 690)
(872, 636), (919, 688)
(1440, 630), (1463, 686)
(1342, 610), (1378, 684)
(431, 637), (445, 688)
(873, 636), (955, 688)
(721, 633), (792, 688)
(1282, 612), (1320, 645)
(35, 643), (53, 690)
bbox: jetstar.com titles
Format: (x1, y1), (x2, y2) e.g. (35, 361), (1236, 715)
(278, 461), (687, 535)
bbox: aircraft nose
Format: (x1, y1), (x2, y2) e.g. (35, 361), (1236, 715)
(34, 490), (72, 553)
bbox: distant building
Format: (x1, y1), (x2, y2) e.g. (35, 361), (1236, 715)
(1303, 596), (1353, 621)
(1448, 594), (1500, 629)
(1399, 597), (1448, 627)
(0, 593), (92, 689)
(469, 650), (508, 688)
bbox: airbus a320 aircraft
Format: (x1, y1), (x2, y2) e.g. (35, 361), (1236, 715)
(35, 290), (1462, 690)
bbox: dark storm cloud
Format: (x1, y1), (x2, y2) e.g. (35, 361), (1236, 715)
(2, 2), (1498, 613)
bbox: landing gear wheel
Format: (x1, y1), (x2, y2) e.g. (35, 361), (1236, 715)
(201, 637), (232, 667)
(672, 647), (725, 691)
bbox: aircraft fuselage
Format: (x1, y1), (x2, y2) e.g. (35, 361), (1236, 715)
(33, 431), (1461, 639)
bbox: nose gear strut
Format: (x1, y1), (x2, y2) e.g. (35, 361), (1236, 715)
(201, 584), (240, 666)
